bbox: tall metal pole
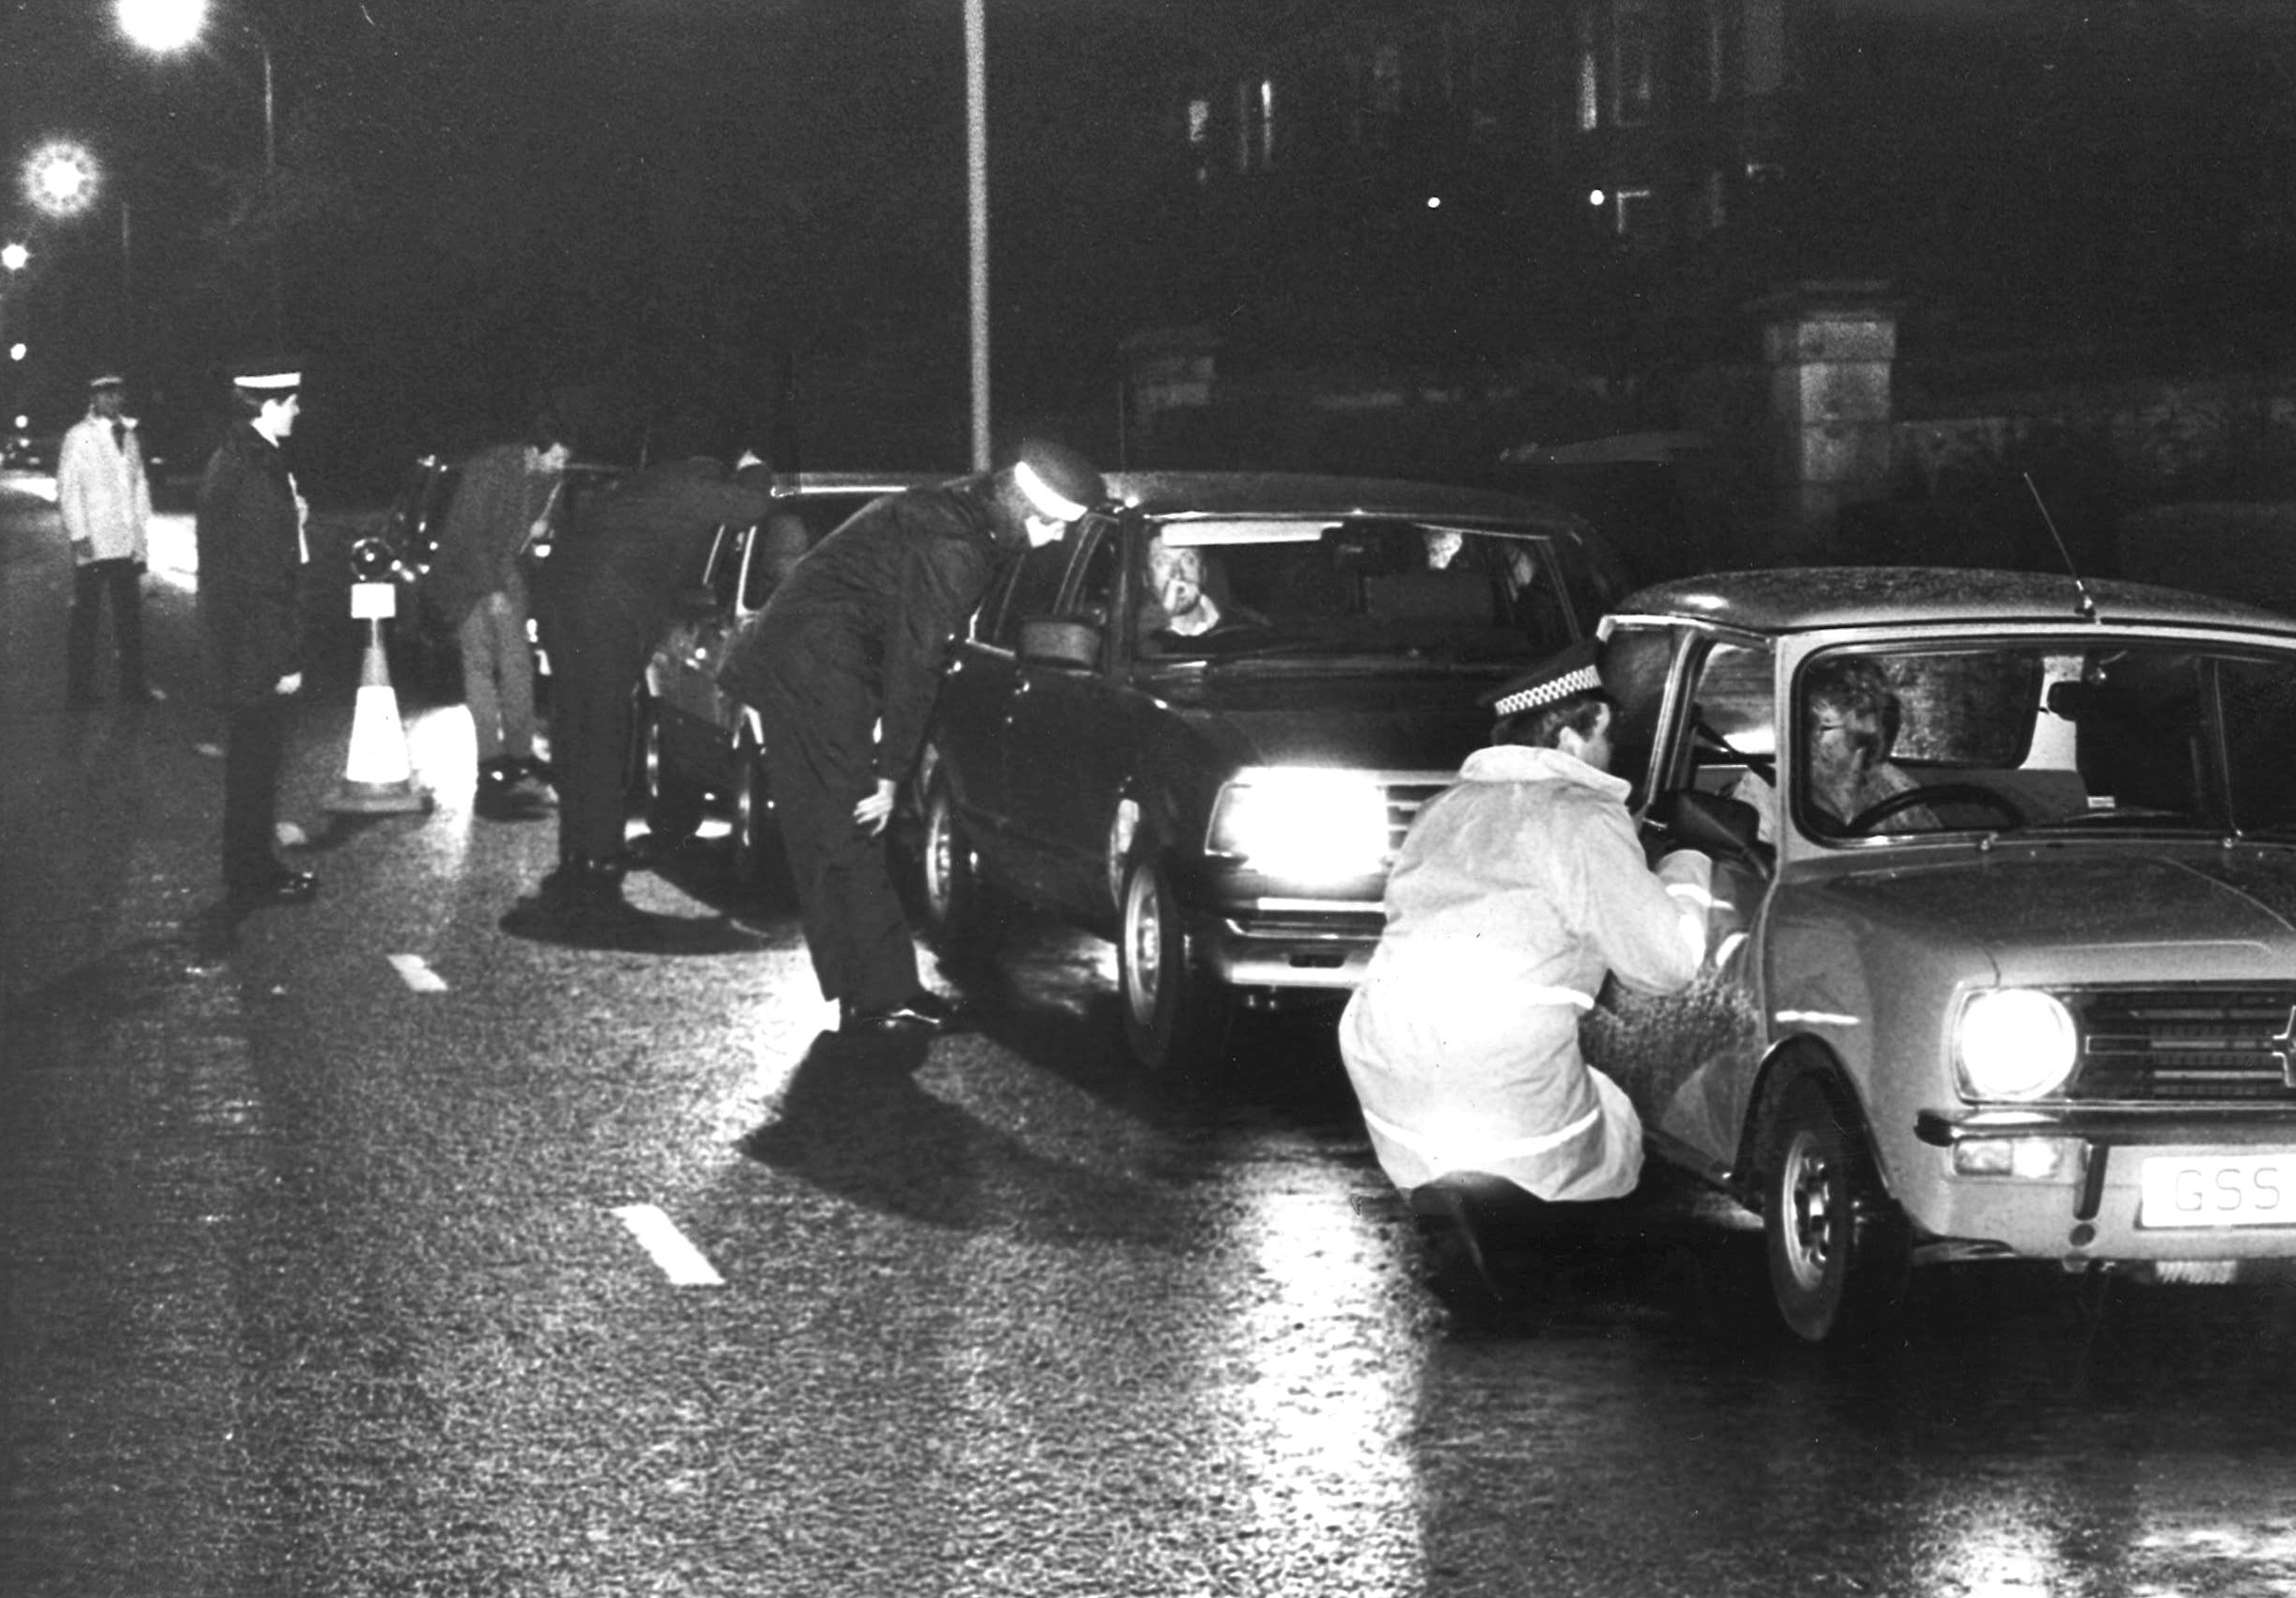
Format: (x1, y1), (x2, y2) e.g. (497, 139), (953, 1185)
(965, 0), (989, 472)
(259, 31), (280, 343)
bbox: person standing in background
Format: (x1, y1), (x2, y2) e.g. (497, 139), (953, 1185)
(195, 355), (315, 910)
(427, 414), (574, 818)
(58, 371), (154, 707)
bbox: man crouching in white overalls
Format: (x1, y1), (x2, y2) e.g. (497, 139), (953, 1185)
(1339, 638), (1713, 1305)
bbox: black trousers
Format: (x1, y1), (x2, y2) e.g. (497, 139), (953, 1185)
(68, 558), (147, 698)
(754, 667), (919, 1010)
(542, 610), (648, 861)
(222, 695), (288, 891)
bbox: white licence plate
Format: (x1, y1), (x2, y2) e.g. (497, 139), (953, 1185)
(2138, 1154), (2296, 1230)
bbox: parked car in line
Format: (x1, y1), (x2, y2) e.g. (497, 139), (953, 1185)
(908, 470), (1632, 1075)
(370, 451), (621, 698)
(1585, 566), (2296, 1341)
(632, 473), (946, 890)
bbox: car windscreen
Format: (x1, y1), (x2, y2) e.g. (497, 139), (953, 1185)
(1778, 641), (2296, 840)
(1137, 518), (1577, 662)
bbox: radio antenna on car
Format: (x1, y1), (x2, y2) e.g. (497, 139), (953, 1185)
(2023, 473), (2098, 622)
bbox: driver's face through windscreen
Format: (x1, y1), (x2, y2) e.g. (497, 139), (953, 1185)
(1145, 519), (1571, 658)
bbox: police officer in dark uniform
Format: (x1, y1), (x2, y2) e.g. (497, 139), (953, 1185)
(715, 439), (1104, 1034)
(195, 354), (316, 909)
(528, 410), (772, 920)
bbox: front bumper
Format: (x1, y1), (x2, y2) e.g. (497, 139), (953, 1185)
(1908, 1106), (2296, 1264)
(1190, 894), (1385, 995)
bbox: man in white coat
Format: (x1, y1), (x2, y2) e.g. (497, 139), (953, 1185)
(1339, 638), (1714, 1300)
(58, 371), (155, 706)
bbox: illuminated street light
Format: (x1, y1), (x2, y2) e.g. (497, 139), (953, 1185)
(117, 0), (279, 339)
(24, 143), (100, 219)
(117, 0), (205, 52)
(2, 243), (25, 272)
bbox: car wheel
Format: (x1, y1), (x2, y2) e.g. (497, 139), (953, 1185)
(1117, 854), (1234, 1078)
(731, 743), (791, 901)
(635, 697), (703, 842)
(1763, 1076), (1907, 1343)
(918, 776), (992, 951)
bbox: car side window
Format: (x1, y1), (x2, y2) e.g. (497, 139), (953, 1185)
(1064, 520), (1123, 627)
(705, 524), (747, 609)
(1496, 539), (1577, 653)
(990, 543), (1072, 650)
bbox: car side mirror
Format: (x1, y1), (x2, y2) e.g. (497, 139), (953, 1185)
(1651, 788), (1768, 871)
(2045, 681), (2089, 720)
(1017, 618), (1101, 670)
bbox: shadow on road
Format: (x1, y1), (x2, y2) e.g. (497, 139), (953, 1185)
(495, 894), (770, 955)
(737, 1029), (1187, 1246)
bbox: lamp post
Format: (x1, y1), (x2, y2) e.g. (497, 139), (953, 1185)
(965, 0), (989, 473)
(117, 0), (281, 341)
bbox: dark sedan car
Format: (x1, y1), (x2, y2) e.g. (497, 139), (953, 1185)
(370, 451), (619, 698)
(913, 471), (1630, 1074)
(633, 473), (946, 889)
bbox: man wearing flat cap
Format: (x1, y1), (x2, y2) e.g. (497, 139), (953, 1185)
(196, 355), (316, 908)
(1337, 638), (1715, 1300)
(58, 370), (154, 706)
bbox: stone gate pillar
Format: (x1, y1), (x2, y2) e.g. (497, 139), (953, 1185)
(1756, 280), (1899, 557)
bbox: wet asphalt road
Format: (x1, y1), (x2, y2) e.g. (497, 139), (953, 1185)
(6, 479), (2296, 1597)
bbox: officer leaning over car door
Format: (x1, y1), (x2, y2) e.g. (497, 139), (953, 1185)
(713, 439), (1103, 1036)
(1337, 639), (1719, 1303)
(526, 408), (772, 923)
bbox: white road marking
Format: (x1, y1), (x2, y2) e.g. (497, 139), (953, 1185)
(610, 1204), (725, 1287)
(387, 953), (448, 993)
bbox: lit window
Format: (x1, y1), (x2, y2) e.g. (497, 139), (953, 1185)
(1614, 186), (1654, 237)
(1576, 7), (1598, 132)
(1234, 77), (1276, 174)
(1187, 97), (1212, 184)
(1614, 4), (1656, 128)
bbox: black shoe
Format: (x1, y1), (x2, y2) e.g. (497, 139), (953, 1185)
(229, 869), (318, 909)
(540, 854), (629, 919)
(1410, 1177), (1508, 1308)
(840, 991), (971, 1035)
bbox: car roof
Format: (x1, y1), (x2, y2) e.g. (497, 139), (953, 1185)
(1101, 470), (1589, 536)
(1612, 566), (2296, 636)
(770, 471), (948, 498)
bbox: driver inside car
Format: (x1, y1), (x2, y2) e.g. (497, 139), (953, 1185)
(1736, 653), (1937, 838)
(1140, 536), (1223, 637)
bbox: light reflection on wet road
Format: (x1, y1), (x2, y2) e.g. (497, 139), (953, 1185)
(6, 481), (2296, 1596)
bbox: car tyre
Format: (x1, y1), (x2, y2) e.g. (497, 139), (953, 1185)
(1762, 1076), (1908, 1343)
(918, 776), (996, 955)
(634, 697), (703, 842)
(1117, 854), (1234, 1078)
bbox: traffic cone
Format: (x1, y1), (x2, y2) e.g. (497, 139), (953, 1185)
(326, 618), (432, 814)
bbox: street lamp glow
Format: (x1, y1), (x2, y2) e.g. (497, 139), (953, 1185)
(25, 143), (99, 218)
(1, 243), (26, 272)
(118, 0), (207, 53)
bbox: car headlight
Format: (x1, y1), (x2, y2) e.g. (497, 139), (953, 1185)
(1206, 767), (1392, 882)
(1956, 989), (2078, 1101)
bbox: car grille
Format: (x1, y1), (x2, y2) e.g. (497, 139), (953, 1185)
(2068, 987), (2296, 1103)
(1384, 779), (1450, 861)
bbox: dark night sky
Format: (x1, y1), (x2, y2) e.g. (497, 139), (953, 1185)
(7, 1), (2296, 494)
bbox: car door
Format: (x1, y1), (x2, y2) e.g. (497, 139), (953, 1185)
(931, 538), (1072, 854)
(1581, 625), (1777, 1185)
(998, 513), (1138, 915)
(652, 519), (747, 772)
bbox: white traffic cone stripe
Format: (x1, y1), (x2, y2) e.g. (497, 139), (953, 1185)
(326, 620), (432, 814)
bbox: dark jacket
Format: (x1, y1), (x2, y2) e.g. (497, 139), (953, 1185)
(427, 443), (553, 631)
(195, 422), (304, 712)
(532, 456), (770, 654)
(715, 479), (1008, 783)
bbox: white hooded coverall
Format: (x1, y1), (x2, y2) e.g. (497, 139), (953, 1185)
(1339, 744), (1709, 1201)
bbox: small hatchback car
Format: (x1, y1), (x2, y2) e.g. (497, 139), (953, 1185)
(1586, 567), (2296, 1340)
(635, 473), (945, 888)
(913, 471), (1630, 1074)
